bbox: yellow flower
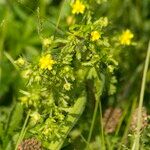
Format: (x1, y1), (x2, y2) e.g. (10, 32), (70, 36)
(119, 29), (134, 45)
(39, 54), (55, 70)
(72, 0), (85, 14)
(91, 31), (101, 41)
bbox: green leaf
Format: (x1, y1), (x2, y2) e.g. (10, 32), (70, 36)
(46, 91), (87, 150)
(7, 103), (24, 135)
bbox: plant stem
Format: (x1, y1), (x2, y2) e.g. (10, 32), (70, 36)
(0, 10), (8, 87)
(118, 97), (136, 150)
(39, 0), (46, 17)
(132, 41), (150, 150)
(86, 97), (99, 150)
(99, 101), (105, 150)
(4, 51), (19, 70)
(80, 134), (89, 145)
(15, 110), (31, 150)
(86, 70), (105, 150)
(54, 0), (66, 37)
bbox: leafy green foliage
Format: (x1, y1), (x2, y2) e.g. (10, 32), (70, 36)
(0, 103), (23, 150)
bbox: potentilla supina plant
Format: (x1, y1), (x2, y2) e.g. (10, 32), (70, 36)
(15, 8), (134, 149)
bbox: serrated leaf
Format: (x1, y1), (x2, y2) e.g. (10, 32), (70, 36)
(46, 91), (87, 150)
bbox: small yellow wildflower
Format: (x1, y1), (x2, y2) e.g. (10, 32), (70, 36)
(72, 0), (85, 14)
(91, 31), (101, 41)
(39, 54), (55, 70)
(119, 29), (134, 45)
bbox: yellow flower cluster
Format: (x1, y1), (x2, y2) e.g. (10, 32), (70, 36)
(91, 31), (101, 41)
(119, 29), (134, 45)
(72, 0), (85, 14)
(39, 54), (55, 70)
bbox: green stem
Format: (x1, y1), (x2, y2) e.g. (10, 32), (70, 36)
(86, 70), (105, 150)
(80, 134), (88, 145)
(118, 97), (136, 150)
(86, 98), (99, 149)
(99, 101), (105, 150)
(132, 41), (150, 150)
(0, 10), (8, 86)
(54, 0), (66, 37)
(4, 51), (18, 70)
(39, 0), (46, 17)
(15, 110), (31, 150)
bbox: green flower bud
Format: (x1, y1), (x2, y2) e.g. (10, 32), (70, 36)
(30, 112), (41, 124)
(35, 75), (41, 82)
(15, 57), (25, 66)
(21, 69), (32, 79)
(63, 83), (71, 91)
